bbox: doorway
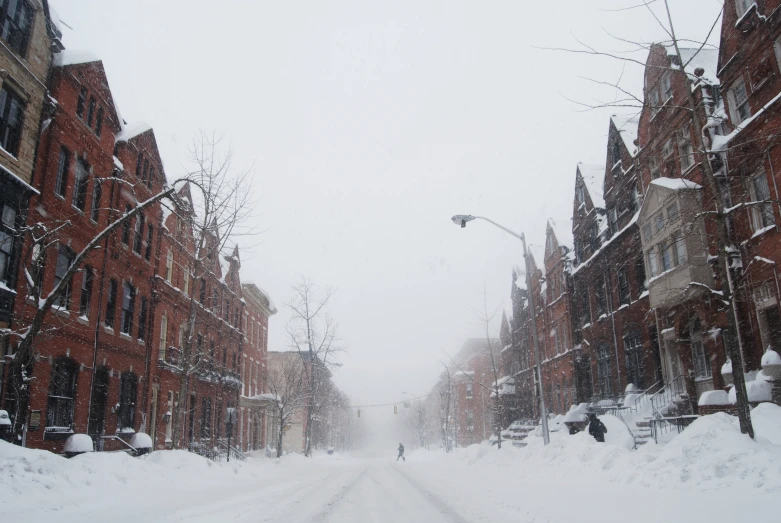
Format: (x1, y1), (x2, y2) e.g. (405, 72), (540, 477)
(88, 367), (109, 448)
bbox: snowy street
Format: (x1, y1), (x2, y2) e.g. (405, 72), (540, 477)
(4, 406), (779, 523)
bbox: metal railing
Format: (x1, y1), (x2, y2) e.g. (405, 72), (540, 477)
(217, 438), (246, 461)
(649, 375), (691, 419)
(649, 415), (699, 443)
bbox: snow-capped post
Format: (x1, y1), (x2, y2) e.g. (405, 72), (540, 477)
(537, 0), (755, 439)
(170, 131), (255, 450)
(5, 180), (181, 441)
(286, 278), (344, 457)
(450, 215), (550, 445)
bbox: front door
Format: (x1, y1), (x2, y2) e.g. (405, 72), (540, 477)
(88, 367), (109, 448)
(664, 338), (682, 387)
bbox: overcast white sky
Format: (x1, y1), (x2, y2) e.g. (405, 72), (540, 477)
(50, 0), (722, 409)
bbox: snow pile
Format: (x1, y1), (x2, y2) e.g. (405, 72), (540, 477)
(762, 349), (781, 366)
(434, 407), (781, 493)
(63, 434), (93, 453)
(129, 432), (153, 449)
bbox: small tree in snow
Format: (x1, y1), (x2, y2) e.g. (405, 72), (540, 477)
(265, 352), (309, 458)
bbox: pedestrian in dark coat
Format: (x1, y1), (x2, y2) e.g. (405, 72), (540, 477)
(588, 414), (608, 443)
(397, 443), (405, 461)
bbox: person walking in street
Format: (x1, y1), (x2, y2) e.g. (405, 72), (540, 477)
(397, 443), (405, 461)
(587, 413), (608, 443)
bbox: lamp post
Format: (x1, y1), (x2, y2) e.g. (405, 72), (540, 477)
(450, 214), (550, 445)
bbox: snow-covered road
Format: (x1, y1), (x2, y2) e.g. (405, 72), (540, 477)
(5, 406), (781, 523)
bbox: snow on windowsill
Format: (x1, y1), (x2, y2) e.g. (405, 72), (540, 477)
(712, 90), (781, 152)
(751, 224), (776, 240)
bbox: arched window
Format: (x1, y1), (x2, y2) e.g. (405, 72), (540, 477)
(623, 331), (644, 389)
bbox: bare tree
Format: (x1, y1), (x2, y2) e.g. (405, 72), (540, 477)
(448, 289), (506, 449)
(286, 278), (344, 456)
(265, 352), (310, 457)
(541, 0), (756, 438)
(439, 362), (454, 452)
(171, 131), (255, 448)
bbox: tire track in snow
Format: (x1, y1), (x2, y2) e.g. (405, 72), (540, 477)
(388, 464), (472, 523)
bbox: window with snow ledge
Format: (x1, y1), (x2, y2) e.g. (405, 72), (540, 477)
(0, 84), (25, 157)
(0, 1), (33, 57)
(729, 77), (751, 124)
(750, 170), (775, 232)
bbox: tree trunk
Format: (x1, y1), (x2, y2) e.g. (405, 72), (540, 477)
(276, 413), (284, 458)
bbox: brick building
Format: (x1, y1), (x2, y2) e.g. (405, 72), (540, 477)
(0, 43), (278, 455)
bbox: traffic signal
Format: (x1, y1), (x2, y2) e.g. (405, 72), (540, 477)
(394, 405), (398, 414)
(357, 409), (361, 418)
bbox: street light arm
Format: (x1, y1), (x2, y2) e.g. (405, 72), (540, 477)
(463, 215), (525, 242)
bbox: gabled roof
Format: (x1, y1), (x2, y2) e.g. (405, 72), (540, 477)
(577, 163), (605, 209)
(610, 114), (640, 156)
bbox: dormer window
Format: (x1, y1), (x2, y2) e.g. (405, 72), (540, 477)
(576, 184), (585, 205)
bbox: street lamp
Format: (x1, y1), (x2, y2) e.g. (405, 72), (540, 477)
(449, 214), (551, 445)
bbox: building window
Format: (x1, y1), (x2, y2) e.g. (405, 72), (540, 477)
(691, 324), (712, 379)
(576, 183), (585, 205)
(617, 268), (630, 306)
(79, 266), (93, 318)
(159, 314), (168, 360)
(90, 179), (102, 223)
(71, 158), (89, 211)
(643, 223), (653, 242)
(666, 201), (679, 223)
(105, 279), (117, 328)
(677, 126), (695, 172)
(596, 343), (612, 395)
(145, 225), (153, 260)
(165, 250), (173, 282)
(662, 137), (674, 160)
(595, 275), (607, 316)
(636, 253), (646, 295)
(579, 288), (590, 326)
(147, 167), (154, 189)
(672, 232), (687, 265)
(750, 171), (775, 231)
(735, 0), (754, 17)
(731, 77), (751, 124)
(76, 86), (87, 118)
(611, 140), (621, 167)
(0, 0), (33, 56)
(118, 372), (138, 430)
(54, 147), (71, 198)
(654, 212), (664, 234)
(661, 73), (672, 100)
(54, 245), (74, 310)
(624, 332), (644, 389)
(589, 223), (600, 252)
(121, 282), (135, 335)
(46, 358), (77, 431)
(200, 278), (206, 304)
(649, 88), (660, 117)
(201, 397), (212, 440)
(86, 97), (96, 127)
(647, 249), (659, 278)
(133, 213), (144, 254)
(138, 297), (148, 341)
(183, 269), (190, 295)
(0, 202), (17, 285)
(649, 155), (660, 180)
(95, 107), (104, 137)
(121, 205), (131, 245)
(0, 85), (25, 156)
(607, 207), (618, 237)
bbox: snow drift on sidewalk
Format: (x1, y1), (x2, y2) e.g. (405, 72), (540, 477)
(423, 406), (781, 493)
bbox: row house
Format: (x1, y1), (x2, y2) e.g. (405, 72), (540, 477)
(238, 282), (277, 453)
(1, 45), (276, 454)
(0, 1), (61, 331)
(501, 5), (781, 428)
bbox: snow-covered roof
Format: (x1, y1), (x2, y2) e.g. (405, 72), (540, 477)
(611, 114), (640, 156)
(650, 177), (702, 191)
(115, 121), (153, 143)
(53, 50), (100, 68)
(577, 163), (605, 209)
(670, 47), (720, 87)
(546, 217), (572, 251)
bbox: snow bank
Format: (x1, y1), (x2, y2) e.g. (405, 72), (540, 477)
(129, 432), (153, 449)
(427, 408), (781, 493)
